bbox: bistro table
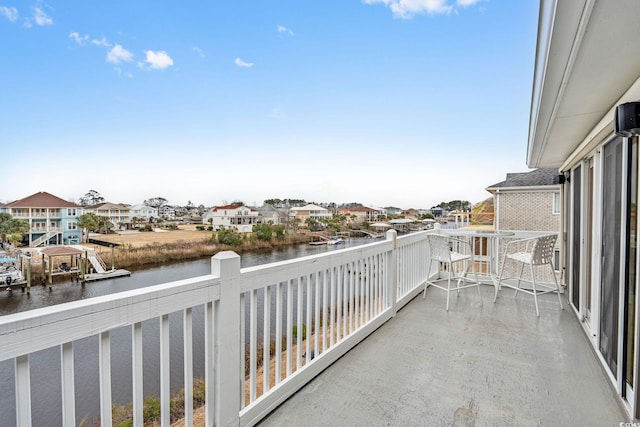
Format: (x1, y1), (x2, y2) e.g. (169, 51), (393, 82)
(440, 228), (515, 286)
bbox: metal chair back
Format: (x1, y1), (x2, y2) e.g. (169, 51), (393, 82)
(531, 234), (557, 266)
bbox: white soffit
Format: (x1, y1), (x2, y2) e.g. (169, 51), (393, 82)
(528, 0), (640, 168)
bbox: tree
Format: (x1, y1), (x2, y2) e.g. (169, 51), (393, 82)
(264, 198), (283, 207)
(0, 213), (29, 244)
(435, 200), (472, 212)
(78, 213), (100, 242)
(144, 197), (168, 214)
(79, 190), (105, 207)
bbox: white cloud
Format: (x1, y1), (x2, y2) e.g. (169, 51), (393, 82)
(143, 50), (174, 70)
(0, 6), (18, 22)
(107, 44), (133, 64)
(33, 7), (52, 26)
(234, 57), (254, 68)
(69, 32), (89, 46)
(192, 46), (205, 58)
(277, 25), (294, 36)
(363, 0), (483, 18)
(91, 37), (111, 47)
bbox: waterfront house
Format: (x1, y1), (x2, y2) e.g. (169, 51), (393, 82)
(0, 191), (82, 246)
(127, 204), (158, 225)
(288, 203), (332, 224)
(83, 202), (131, 231)
(257, 204), (289, 226)
(337, 206), (381, 224)
(203, 204), (261, 232)
(528, 0), (640, 418)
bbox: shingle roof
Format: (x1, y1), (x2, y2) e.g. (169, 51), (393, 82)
(487, 168), (560, 189)
(5, 192), (80, 208)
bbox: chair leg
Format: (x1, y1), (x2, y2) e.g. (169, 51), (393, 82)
(446, 261), (452, 311)
(423, 259), (434, 299)
(550, 263), (563, 310)
(530, 263), (540, 317)
(494, 254), (508, 303)
(472, 259), (482, 304)
(514, 262), (525, 298)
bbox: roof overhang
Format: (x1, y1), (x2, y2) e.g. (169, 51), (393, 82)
(528, 0), (640, 169)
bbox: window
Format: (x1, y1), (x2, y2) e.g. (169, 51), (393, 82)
(552, 192), (561, 214)
(68, 208), (77, 216)
(68, 222), (78, 230)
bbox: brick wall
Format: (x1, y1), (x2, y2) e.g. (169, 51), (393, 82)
(497, 191), (560, 232)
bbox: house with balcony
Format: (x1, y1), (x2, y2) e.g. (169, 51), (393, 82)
(337, 206), (381, 224)
(257, 204), (289, 226)
(288, 203), (332, 225)
(128, 204), (158, 226)
(0, 191), (82, 246)
(528, 0), (640, 419)
(83, 202), (131, 231)
(203, 204), (261, 232)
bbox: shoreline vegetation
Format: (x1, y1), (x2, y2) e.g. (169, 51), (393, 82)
(24, 225), (313, 283)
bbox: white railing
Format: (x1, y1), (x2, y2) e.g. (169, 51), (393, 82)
(0, 229), (434, 427)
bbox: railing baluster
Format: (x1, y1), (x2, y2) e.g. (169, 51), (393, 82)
(205, 301), (214, 427)
(183, 308), (193, 427)
(322, 269), (328, 353)
(306, 273), (313, 363)
(330, 266), (336, 347)
(336, 266), (343, 341)
(286, 279), (293, 376)
(132, 322), (143, 427)
(314, 271), (320, 359)
(263, 285), (271, 394)
(99, 331), (112, 427)
(296, 276), (303, 370)
(61, 342), (75, 427)
(160, 314), (170, 426)
(15, 354), (31, 427)
(275, 282), (283, 384)
(250, 289), (257, 402)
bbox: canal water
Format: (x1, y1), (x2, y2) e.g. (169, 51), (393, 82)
(0, 237), (374, 426)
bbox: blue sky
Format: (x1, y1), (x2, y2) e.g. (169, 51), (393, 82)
(0, 0), (539, 209)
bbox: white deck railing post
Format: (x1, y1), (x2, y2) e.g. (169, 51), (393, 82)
(211, 251), (241, 427)
(386, 229), (398, 315)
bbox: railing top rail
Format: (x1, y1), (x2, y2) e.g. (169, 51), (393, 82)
(0, 274), (221, 361)
(239, 238), (394, 291)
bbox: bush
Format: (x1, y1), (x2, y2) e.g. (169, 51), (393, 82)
(217, 228), (243, 246)
(253, 223), (273, 242)
(196, 225), (205, 231)
(143, 396), (161, 423)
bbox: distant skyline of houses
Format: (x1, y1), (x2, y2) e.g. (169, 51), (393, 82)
(1, 186), (510, 244)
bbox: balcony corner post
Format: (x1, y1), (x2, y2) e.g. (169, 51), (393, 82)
(211, 251), (242, 427)
(386, 229), (398, 316)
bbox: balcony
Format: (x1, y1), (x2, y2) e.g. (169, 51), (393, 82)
(0, 230), (628, 426)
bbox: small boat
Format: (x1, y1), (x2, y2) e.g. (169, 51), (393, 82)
(0, 257), (26, 290)
(309, 236), (344, 246)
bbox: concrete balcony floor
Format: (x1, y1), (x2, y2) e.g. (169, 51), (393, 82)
(259, 284), (627, 426)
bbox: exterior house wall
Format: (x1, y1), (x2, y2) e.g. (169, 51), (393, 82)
(496, 191), (560, 232)
(527, 1), (640, 419)
(206, 205), (261, 233)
